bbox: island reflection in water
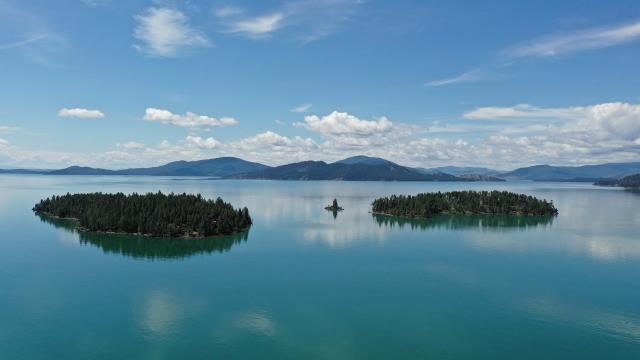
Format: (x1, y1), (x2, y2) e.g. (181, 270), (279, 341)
(372, 213), (555, 231)
(37, 214), (249, 260)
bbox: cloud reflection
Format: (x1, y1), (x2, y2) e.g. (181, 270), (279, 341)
(139, 290), (182, 338)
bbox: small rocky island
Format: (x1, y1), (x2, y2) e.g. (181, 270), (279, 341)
(33, 192), (252, 237)
(372, 190), (558, 219)
(325, 198), (344, 212)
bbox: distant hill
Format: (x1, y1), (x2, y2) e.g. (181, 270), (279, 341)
(118, 157), (269, 176)
(421, 166), (499, 176)
(334, 155), (395, 166)
(0, 169), (51, 175)
(232, 159), (462, 181)
(49, 157), (269, 177)
(456, 174), (505, 182)
(501, 162), (640, 181)
(49, 166), (116, 175)
(595, 173), (640, 188)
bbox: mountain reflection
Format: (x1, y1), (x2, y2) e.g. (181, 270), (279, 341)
(37, 214), (248, 259)
(372, 214), (554, 231)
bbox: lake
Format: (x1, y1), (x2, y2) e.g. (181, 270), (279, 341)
(1, 175), (639, 359)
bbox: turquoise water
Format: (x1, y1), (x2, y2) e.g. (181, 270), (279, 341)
(1, 175), (640, 359)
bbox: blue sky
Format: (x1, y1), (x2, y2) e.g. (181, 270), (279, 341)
(1, 0), (639, 169)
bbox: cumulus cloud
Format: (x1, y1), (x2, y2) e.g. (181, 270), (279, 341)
(463, 102), (640, 141)
(186, 135), (220, 149)
(58, 107), (105, 118)
(5, 102), (640, 170)
(290, 103), (312, 113)
(143, 108), (237, 128)
(505, 21), (640, 59)
(300, 111), (393, 137)
(425, 70), (483, 87)
(133, 7), (210, 57)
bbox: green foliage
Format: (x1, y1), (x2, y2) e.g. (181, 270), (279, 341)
(371, 191), (558, 218)
(33, 192), (252, 237)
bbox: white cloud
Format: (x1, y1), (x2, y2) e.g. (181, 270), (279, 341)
(300, 111), (393, 137)
(233, 130), (317, 150)
(58, 108), (105, 118)
(463, 104), (578, 120)
(186, 135), (220, 149)
(463, 102), (640, 142)
(4, 103), (640, 170)
(217, 0), (363, 42)
(225, 12), (285, 38)
(505, 21), (640, 59)
(143, 108), (238, 128)
(117, 141), (145, 149)
(133, 7), (210, 57)
(290, 103), (312, 113)
(424, 70), (483, 87)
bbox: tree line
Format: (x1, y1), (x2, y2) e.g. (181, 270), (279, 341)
(33, 192), (252, 237)
(371, 190), (558, 218)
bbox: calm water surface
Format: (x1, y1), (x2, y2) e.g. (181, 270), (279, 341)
(1, 175), (640, 359)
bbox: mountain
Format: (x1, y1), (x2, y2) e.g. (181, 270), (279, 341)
(49, 157), (269, 177)
(334, 155), (395, 166)
(232, 159), (462, 181)
(501, 162), (640, 181)
(595, 173), (640, 188)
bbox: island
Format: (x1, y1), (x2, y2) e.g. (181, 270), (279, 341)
(33, 192), (252, 237)
(371, 190), (558, 219)
(325, 198), (344, 212)
(594, 173), (640, 188)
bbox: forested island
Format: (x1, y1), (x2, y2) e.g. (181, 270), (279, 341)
(594, 173), (640, 188)
(33, 192), (251, 237)
(371, 191), (558, 219)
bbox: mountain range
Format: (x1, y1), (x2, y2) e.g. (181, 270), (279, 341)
(47, 157), (268, 177)
(500, 162), (640, 181)
(232, 158), (460, 181)
(2, 156), (640, 182)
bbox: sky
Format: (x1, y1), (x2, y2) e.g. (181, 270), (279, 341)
(0, 0), (639, 170)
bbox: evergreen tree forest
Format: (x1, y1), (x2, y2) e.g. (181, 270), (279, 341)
(371, 191), (558, 218)
(33, 192), (252, 237)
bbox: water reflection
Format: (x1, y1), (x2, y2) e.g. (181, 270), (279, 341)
(372, 214), (555, 231)
(37, 214), (248, 259)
